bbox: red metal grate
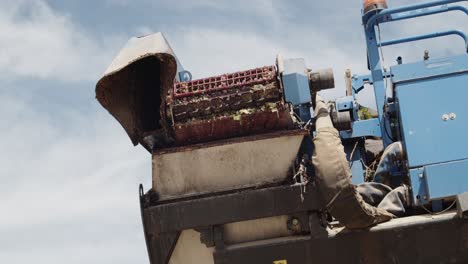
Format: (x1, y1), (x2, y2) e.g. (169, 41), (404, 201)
(173, 66), (277, 98)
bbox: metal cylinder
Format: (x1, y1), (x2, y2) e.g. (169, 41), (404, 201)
(309, 68), (335, 93)
(329, 103), (352, 131)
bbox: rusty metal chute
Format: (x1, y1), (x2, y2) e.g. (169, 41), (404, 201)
(96, 33), (178, 149)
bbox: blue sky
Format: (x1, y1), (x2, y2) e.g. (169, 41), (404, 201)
(1, 0), (467, 263)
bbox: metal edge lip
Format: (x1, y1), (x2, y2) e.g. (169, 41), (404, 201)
(152, 129), (308, 155)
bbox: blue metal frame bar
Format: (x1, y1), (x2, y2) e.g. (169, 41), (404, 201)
(389, 5), (468, 23)
(366, 0), (468, 28)
(368, 0), (468, 53)
(362, 0), (468, 147)
(380, 30), (468, 52)
(340, 118), (382, 139)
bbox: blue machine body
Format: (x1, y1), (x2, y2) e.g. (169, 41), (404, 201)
(282, 58), (311, 106)
(394, 54), (468, 203)
(362, 0), (468, 206)
(281, 0), (468, 208)
(392, 55), (468, 168)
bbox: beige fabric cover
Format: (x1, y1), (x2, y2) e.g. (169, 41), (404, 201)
(312, 96), (393, 229)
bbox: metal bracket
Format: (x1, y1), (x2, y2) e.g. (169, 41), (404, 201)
(456, 192), (468, 218)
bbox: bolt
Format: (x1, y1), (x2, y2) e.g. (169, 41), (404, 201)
(424, 50), (430, 60)
(449, 113), (456, 120)
(396, 56), (403, 65)
(292, 218), (299, 226)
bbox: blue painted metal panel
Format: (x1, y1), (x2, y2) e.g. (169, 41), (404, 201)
(335, 96), (354, 112)
(282, 59), (311, 105)
(425, 159), (468, 200)
(391, 54), (468, 83)
(410, 168), (427, 204)
(363, 0), (468, 146)
(352, 74), (371, 95)
(350, 155), (366, 185)
(395, 71), (468, 168)
(340, 118), (382, 139)
(411, 159), (468, 204)
(344, 142), (366, 184)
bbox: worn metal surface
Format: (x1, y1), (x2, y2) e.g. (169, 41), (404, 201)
(214, 212), (468, 264)
(142, 180), (468, 264)
(141, 183), (322, 264)
(172, 103), (293, 146)
(142, 184), (322, 234)
(96, 33), (178, 148)
(169, 230), (215, 264)
(223, 215), (294, 245)
(152, 130), (306, 200)
(167, 216), (297, 264)
(140, 185), (181, 264)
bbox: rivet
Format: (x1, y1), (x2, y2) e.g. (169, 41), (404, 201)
(442, 114), (449, 121)
(449, 113), (456, 120)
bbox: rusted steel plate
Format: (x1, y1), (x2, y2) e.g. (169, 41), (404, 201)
(166, 66), (294, 146)
(172, 103), (293, 146)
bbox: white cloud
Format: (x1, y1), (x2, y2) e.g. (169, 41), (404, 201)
(174, 0), (284, 23)
(0, 90), (151, 263)
(107, 0), (285, 24)
(166, 27), (370, 103)
(0, 0), (125, 82)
